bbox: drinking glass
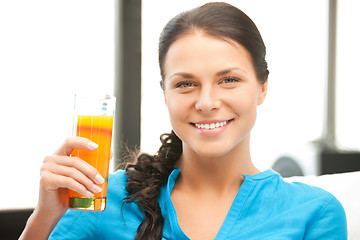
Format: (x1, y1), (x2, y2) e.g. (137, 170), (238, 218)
(68, 94), (116, 211)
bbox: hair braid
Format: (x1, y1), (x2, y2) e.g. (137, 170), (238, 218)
(124, 131), (182, 239)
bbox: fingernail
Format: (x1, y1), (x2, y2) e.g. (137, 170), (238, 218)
(92, 184), (103, 193)
(86, 191), (94, 198)
(88, 141), (98, 150)
(95, 174), (105, 184)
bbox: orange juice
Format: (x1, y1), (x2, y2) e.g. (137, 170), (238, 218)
(69, 115), (114, 211)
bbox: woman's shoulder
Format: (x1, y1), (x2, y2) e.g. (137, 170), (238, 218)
(241, 170), (347, 239)
(280, 176), (347, 238)
(281, 173), (345, 212)
(108, 169), (128, 199)
(109, 169), (127, 184)
(275, 172), (346, 224)
(250, 169), (343, 212)
(255, 169), (336, 200)
(281, 174), (336, 202)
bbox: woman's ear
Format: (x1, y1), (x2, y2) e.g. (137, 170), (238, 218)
(257, 80), (268, 105)
(160, 79), (168, 105)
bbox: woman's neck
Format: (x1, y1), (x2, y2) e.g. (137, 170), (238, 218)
(175, 138), (260, 196)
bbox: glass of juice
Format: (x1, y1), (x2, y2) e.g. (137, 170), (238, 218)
(69, 94), (116, 211)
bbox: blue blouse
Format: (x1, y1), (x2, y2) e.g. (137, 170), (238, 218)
(49, 168), (347, 239)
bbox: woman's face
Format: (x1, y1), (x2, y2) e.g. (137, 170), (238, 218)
(163, 32), (267, 158)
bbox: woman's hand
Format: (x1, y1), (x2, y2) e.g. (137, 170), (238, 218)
(37, 136), (104, 217)
(20, 136), (104, 240)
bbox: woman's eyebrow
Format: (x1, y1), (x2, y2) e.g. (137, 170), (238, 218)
(168, 68), (247, 80)
(216, 67), (247, 76)
(169, 72), (194, 80)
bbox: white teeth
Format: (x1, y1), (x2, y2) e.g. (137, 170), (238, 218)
(195, 121), (228, 129)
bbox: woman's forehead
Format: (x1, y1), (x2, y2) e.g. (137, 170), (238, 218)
(163, 33), (254, 78)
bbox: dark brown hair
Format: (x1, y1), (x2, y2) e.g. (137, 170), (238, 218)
(125, 2), (269, 239)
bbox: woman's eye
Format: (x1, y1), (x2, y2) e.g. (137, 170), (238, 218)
(221, 77), (240, 84)
(176, 81), (195, 88)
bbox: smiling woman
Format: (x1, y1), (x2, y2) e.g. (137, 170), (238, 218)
(20, 2), (347, 240)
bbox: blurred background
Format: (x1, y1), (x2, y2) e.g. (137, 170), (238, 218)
(1, 0), (359, 238)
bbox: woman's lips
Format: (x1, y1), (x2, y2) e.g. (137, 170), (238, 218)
(194, 120), (229, 130)
(191, 119), (233, 136)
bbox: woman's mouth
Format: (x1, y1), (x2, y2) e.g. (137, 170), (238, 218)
(192, 119), (233, 130)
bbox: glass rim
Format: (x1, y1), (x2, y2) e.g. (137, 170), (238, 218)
(74, 93), (116, 101)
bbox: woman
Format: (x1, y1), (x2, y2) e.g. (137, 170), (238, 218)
(21, 2), (347, 239)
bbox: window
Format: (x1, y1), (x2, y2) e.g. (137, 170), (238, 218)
(0, 0), (115, 209)
(336, 0), (360, 150)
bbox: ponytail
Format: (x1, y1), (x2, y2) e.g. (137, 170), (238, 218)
(124, 131), (182, 239)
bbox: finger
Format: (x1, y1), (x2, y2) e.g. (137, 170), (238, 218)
(41, 171), (95, 199)
(55, 136), (98, 156)
(43, 155), (105, 184)
(42, 159), (103, 195)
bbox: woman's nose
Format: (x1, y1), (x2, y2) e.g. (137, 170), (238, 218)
(195, 87), (221, 113)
